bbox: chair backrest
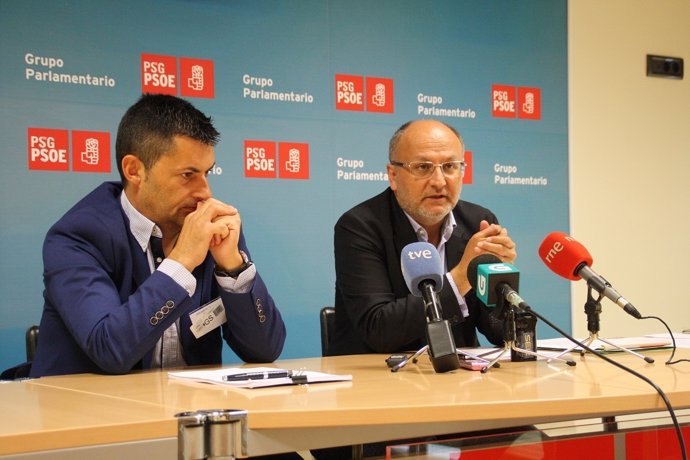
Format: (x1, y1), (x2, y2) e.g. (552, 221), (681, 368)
(319, 306), (335, 357)
(0, 325), (39, 380)
(26, 325), (39, 362)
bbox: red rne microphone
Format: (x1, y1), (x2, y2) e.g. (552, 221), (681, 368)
(538, 231), (641, 319)
(538, 231), (592, 280)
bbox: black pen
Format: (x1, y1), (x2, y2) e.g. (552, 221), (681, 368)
(222, 370), (291, 381)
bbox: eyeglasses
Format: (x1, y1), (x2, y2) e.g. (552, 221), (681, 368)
(390, 160), (466, 179)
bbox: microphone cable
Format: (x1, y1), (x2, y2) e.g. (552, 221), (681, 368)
(524, 307), (687, 460)
(639, 314), (690, 366)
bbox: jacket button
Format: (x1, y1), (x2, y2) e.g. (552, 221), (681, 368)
(255, 299), (266, 323)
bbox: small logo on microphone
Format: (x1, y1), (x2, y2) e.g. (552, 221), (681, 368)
(541, 241), (564, 264)
(477, 274), (487, 296)
(488, 263), (513, 272)
(406, 248), (433, 260)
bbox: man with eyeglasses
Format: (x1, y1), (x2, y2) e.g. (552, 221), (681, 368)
(329, 119), (517, 356)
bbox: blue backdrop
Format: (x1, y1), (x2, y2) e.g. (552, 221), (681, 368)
(0, 0), (569, 371)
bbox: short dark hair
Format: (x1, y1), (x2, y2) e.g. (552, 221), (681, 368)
(388, 119), (462, 161)
(115, 94), (220, 183)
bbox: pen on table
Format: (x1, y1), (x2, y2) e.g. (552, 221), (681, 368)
(222, 370), (291, 381)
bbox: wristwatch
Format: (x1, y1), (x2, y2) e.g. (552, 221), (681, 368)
(214, 251), (252, 278)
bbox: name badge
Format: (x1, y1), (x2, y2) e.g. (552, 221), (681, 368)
(189, 297), (227, 338)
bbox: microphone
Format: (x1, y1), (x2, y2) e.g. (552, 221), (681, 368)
(538, 231), (642, 319)
(466, 254), (538, 362)
(467, 254), (529, 311)
(401, 242), (460, 373)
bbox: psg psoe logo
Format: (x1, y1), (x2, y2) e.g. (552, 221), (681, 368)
(244, 140), (309, 180)
(28, 128), (111, 173)
(491, 84), (541, 120)
(141, 54), (214, 98)
(335, 74), (394, 113)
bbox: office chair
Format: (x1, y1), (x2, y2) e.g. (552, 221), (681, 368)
(0, 325), (39, 380)
(26, 325), (39, 362)
(319, 306), (335, 357)
(315, 306), (364, 459)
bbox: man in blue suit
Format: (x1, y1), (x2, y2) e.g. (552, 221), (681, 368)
(31, 94), (286, 377)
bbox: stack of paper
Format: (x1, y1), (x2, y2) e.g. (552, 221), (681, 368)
(643, 332), (690, 349)
(168, 367), (352, 389)
(537, 336), (673, 352)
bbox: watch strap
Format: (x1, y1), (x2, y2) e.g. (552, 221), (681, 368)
(214, 251), (252, 278)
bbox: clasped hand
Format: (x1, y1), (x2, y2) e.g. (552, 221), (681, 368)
(168, 199), (243, 272)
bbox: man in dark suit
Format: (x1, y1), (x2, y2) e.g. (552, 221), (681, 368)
(31, 94), (286, 377)
(331, 119), (517, 356)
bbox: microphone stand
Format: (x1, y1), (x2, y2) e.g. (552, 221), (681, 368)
(549, 286), (654, 363)
(390, 286), (491, 373)
(389, 344), (491, 372)
(480, 296), (576, 373)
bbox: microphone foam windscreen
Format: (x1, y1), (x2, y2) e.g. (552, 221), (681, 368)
(466, 254), (501, 291)
(538, 231), (593, 281)
(400, 242), (444, 296)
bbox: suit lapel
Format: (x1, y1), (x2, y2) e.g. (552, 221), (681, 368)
(129, 231), (152, 287)
(446, 207), (472, 268)
(445, 228), (464, 268)
(388, 190), (418, 256)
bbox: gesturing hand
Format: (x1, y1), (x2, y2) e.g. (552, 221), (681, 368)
(450, 220), (517, 295)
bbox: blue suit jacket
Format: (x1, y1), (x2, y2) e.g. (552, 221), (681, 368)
(31, 182), (286, 377)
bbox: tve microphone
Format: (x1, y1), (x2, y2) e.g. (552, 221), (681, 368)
(401, 242), (444, 298)
(467, 254), (529, 310)
(538, 231), (642, 319)
(401, 242), (460, 373)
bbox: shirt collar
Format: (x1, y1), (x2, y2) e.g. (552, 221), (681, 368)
(120, 191), (160, 253)
(403, 211), (457, 248)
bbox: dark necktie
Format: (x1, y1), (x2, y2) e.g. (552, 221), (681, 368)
(150, 235), (164, 268)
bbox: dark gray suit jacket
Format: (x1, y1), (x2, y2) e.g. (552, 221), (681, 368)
(331, 188), (504, 355)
